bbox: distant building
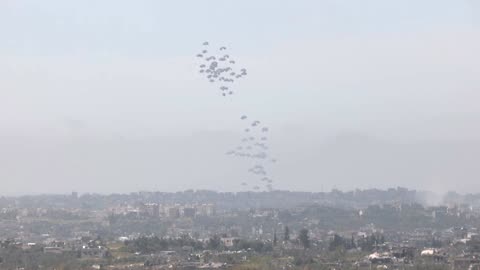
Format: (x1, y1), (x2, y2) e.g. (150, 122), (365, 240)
(44, 246), (64, 254)
(183, 207), (196, 218)
(80, 246), (108, 258)
(144, 203), (160, 217)
(168, 207), (181, 218)
(198, 204), (216, 216)
(221, 237), (238, 247)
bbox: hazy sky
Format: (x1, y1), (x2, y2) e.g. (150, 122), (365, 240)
(1, 1), (480, 195)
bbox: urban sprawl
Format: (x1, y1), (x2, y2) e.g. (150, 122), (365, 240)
(1, 188), (480, 269)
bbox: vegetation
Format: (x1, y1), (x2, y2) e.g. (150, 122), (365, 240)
(123, 235), (204, 253)
(298, 229), (310, 249)
(284, 226), (290, 241)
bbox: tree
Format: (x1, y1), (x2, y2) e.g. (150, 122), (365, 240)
(284, 226), (290, 241)
(273, 230), (277, 246)
(299, 229), (310, 249)
(359, 234), (379, 252)
(329, 234), (345, 251)
(207, 235), (222, 250)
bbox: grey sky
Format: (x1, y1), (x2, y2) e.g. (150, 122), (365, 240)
(1, 1), (479, 195)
